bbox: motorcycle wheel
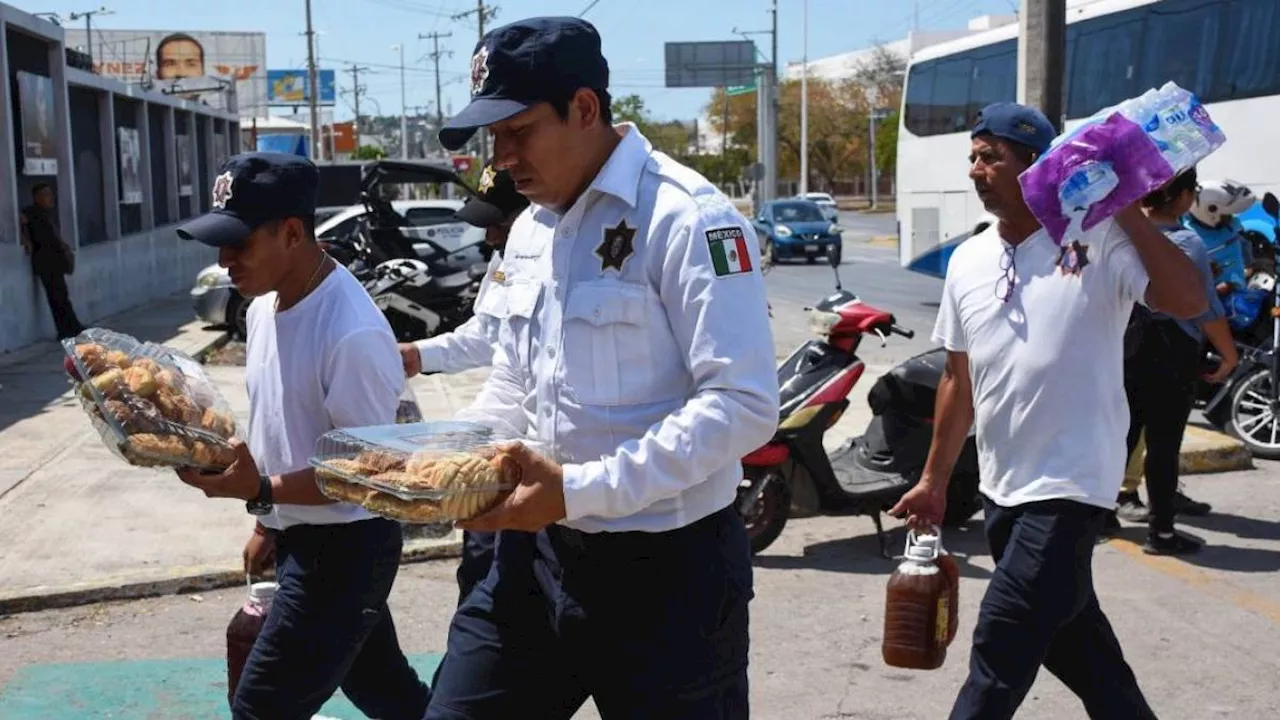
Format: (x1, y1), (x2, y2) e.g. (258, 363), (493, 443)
(1227, 367), (1280, 460)
(738, 466), (791, 556)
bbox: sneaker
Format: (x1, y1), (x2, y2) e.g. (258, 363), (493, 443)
(1173, 490), (1212, 517)
(1115, 492), (1149, 523)
(1143, 531), (1203, 556)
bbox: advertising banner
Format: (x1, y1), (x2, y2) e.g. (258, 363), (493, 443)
(63, 29), (267, 116)
(16, 71), (57, 176)
(267, 69), (337, 105)
(177, 134), (193, 197)
(118, 127), (143, 204)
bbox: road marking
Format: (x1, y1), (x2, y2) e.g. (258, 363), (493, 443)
(1107, 538), (1280, 625)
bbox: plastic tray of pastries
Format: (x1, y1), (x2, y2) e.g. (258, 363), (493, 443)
(63, 328), (240, 471)
(310, 422), (537, 522)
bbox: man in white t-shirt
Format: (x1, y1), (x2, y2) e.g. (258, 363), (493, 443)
(173, 152), (431, 719)
(890, 103), (1207, 719)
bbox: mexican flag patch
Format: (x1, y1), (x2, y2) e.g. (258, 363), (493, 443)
(706, 226), (753, 277)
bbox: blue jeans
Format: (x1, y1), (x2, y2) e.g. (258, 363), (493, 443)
(949, 499), (1156, 720)
(425, 507), (753, 720)
(232, 518), (431, 720)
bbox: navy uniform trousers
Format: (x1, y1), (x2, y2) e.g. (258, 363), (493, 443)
(949, 498), (1157, 719)
(424, 506), (754, 719)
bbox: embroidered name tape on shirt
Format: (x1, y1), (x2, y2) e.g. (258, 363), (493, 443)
(706, 226), (753, 277)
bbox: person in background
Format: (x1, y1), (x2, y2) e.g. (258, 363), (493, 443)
(890, 102), (1207, 719)
(1118, 167), (1235, 554)
(173, 152), (431, 720)
(19, 183), (85, 340)
(397, 164), (529, 606)
(423, 17), (777, 719)
(1185, 180), (1256, 297)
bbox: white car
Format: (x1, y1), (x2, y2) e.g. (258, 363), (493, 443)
(190, 200), (485, 338)
(800, 192), (839, 222)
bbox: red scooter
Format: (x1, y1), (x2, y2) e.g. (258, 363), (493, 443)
(737, 254), (982, 556)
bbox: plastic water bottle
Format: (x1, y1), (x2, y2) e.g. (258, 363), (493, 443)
(1058, 160), (1119, 239)
(882, 530), (955, 670)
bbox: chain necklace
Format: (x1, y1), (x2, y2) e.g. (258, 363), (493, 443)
(276, 252), (331, 312)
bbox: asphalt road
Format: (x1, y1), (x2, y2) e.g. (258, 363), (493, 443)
(4, 221), (1280, 718)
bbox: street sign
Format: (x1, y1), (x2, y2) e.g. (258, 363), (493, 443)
(664, 40), (757, 88)
(726, 83), (756, 96)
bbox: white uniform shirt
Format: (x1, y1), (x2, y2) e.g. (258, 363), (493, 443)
(245, 266), (405, 530)
(457, 124), (780, 533)
(932, 220), (1149, 510)
(414, 252), (503, 373)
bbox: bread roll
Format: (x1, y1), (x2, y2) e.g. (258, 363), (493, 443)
(122, 366), (159, 397)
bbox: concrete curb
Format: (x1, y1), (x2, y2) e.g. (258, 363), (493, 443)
(1180, 426), (1254, 475)
(192, 332), (232, 363)
(866, 235), (898, 248)
(0, 535), (462, 617)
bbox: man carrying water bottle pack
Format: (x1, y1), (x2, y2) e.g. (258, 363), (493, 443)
(891, 102), (1207, 719)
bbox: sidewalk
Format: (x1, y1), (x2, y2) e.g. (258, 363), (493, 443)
(0, 291), (1257, 615)
(0, 295), (472, 614)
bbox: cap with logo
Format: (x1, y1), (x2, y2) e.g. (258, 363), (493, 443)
(971, 102), (1056, 156)
(454, 165), (530, 228)
(439, 16), (609, 152)
(176, 152), (320, 248)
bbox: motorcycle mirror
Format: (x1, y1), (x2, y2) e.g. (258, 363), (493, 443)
(1263, 192), (1280, 220)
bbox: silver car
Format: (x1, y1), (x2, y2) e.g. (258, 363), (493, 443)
(190, 200), (479, 338)
(800, 192), (840, 222)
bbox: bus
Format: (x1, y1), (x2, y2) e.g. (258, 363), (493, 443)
(895, 0), (1280, 277)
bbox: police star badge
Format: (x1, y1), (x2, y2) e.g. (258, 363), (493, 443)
(212, 171), (234, 209)
(478, 165), (496, 194)
(1058, 240), (1090, 276)
(470, 46), (490, 97)
(596, 219), (637, 273)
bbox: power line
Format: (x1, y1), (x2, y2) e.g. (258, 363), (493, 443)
(343, 64), (372, 147)
(451, 0), (498, 163)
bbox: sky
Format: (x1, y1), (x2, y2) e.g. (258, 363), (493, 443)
(22, 0), (1019, 122)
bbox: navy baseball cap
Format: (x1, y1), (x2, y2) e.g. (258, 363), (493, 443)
(439, 16), (609, 152)
(176, 152), (320, 247)
(454, 165), (529, 228)
(971, 102), (1056, 156)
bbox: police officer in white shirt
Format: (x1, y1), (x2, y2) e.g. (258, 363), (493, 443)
(890, 103), (1207, 719)
(421, 17), (778, 720)
(397, 165), (529, 607)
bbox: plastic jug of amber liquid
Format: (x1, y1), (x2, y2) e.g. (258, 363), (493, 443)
(882, 529), (958, 669)
(226, 580), (277, 706)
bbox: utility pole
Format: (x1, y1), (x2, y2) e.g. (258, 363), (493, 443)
(1018, 0), (1067, 132)
(304, 0), (320, 161)
(419, 30), (454, 155)
(764, 0), (779, 203)
(392, 44), (408, 159)
(68, 6), (114, 69)
(799, 0), (808, 197)
(452, 0), (499, 164)
(345, 64), (371, 149)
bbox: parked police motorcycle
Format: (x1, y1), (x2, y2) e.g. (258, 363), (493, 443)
(1201, 192), (1280, 459)
(736, 252), (982, 556)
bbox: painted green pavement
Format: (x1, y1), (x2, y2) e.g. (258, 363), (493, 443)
(0, 654), (443, 719)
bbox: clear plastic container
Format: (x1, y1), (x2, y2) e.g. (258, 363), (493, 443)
(396, 386), (424, 424)
(63, 328), (240, 471)
(310, 421), (534, 522)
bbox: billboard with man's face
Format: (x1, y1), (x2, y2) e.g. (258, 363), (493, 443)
(63, 29), (266, 116)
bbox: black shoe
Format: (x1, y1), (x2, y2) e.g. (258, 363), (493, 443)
(1116, 492), (1149, 523)
(1173, 490), (1212, 517)
(1143, 531), (1203, 556)
(1099, 512), (1122, 540)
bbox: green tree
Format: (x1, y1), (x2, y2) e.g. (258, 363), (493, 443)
(353, 144), (386, 160)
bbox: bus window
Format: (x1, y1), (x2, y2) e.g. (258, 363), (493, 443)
(1213, 0), (1280, 101)
(1139, 0), (1221, 98)
(930, 56), (973, 135)
(966, 40), (1017, 123)
(1066, 9), (1144, 118)
(904, 62), (936, 137)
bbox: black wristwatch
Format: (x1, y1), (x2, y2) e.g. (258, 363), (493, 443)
(246, 474), (274, 516)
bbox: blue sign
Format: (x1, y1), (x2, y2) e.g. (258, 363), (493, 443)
(267, 69), (336, 105)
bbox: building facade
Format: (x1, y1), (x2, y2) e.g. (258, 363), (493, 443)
(1, 4), (240, 353)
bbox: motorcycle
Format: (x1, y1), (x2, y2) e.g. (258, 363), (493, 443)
(1200, 192), (1280, 459)
(737, 252), (982, 557)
